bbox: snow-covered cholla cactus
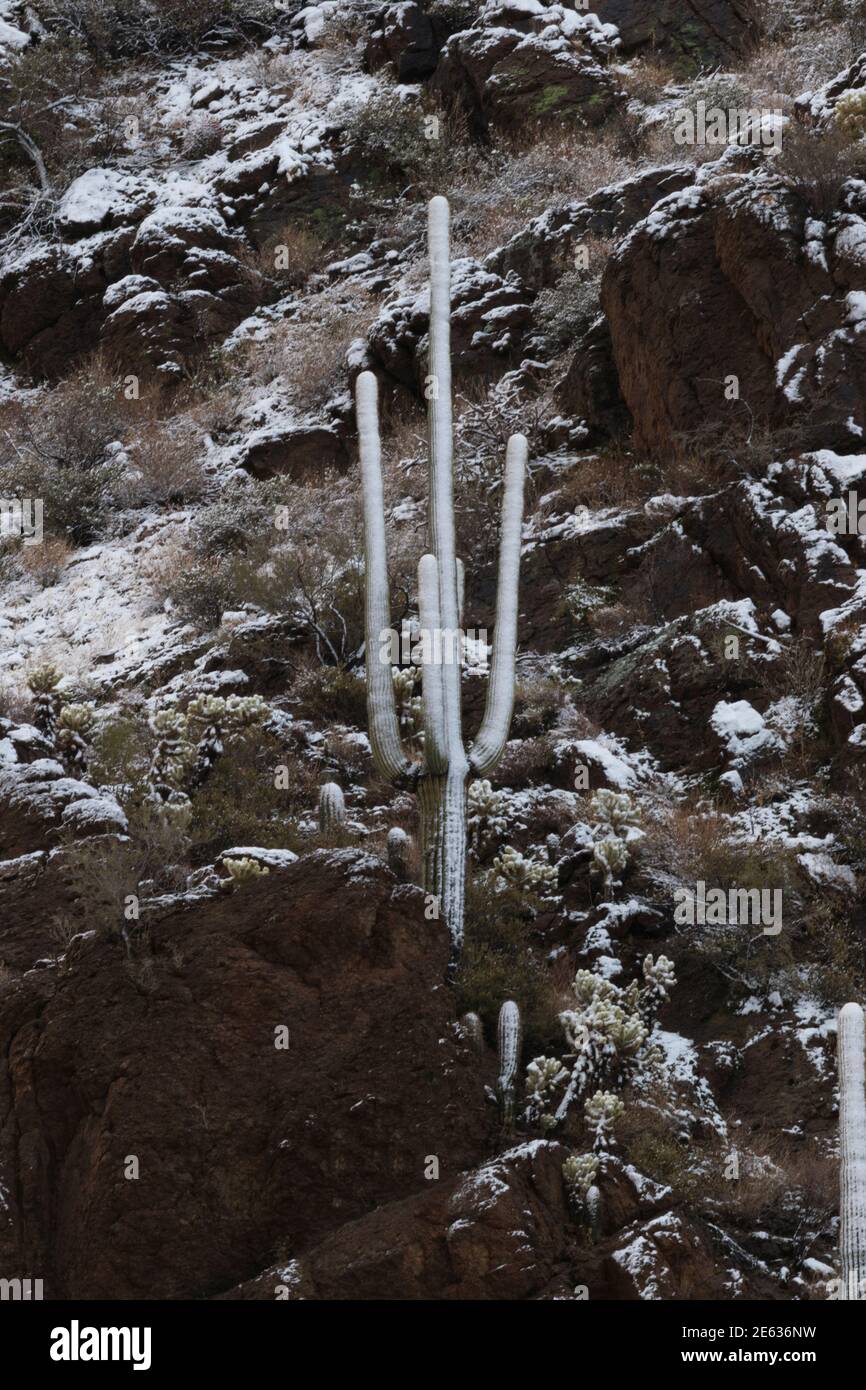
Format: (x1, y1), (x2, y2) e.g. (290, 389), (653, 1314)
(27, 664), (63, 738)
(838, 1001), (866, 1300)
(56, 702), (96, 774)
(187, 693), (267, 791)
(497, 999), (523, 1130)
(585, 1089), (624, 1151)
(491, 845), (558, 897)
(148, 709), (189, 801)
(525, 957), (675, 1130)
(562, 1151), (598, 1202)
(220, 856), (270, 891)
(386, 826), (411, 879)
(318, 781), (346, 834)
(467, 777), (507, 859)
(591, 835), (628, 888)
(589, 789), (640, 836)
(526, 1055), (568, 1130)
(391, 664), (423, 748)
(356, 195), (526, 963)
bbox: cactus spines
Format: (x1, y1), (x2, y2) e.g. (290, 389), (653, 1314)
(318, 781), (346, 834)
(221, 856), (269, 891)
(386, 826), (411, 880)
(838, 1001), (866, 1300)
(497, 999), (522, 1130)
(356, 195), (526, 963)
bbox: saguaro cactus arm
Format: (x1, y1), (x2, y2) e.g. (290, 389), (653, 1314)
(469, 434), (526, 775)
(839, 1001), (866, 1300)
(357, 370), (414, 782)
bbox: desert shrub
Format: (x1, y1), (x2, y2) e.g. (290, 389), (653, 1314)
(255, 221), (326, 289)
(0, 369), (127, 542)
(188, 729), (310, 862)
(511, 676), (569, 738)
(35, 0), (280, 59)
(455, 873), (563, 1055)
(533, 269), (603, 351)
(777, 124), (866, 217)
(341, 86), (474, 193)
(16, 535), (74, 587)
(242, 286), (371, 408)
(291, 664), (368, 726)
(122, 421), (206, 505)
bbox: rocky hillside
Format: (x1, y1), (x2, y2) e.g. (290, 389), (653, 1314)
(2, 0), (866, 1301)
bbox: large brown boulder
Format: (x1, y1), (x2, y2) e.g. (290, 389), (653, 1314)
(0, 850), (495, 1299)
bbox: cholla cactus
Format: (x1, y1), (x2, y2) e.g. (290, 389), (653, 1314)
(491, 845), (559, 897)
(460, 1010), (484, 1049)
(589, 789), (640, 835)
(392, 665), (423, 748)
(526, 1055), (568, 1129)
(497, 999), (523, 1130)
(148, 709), (190, 800)
(27, 664), (63, 737)
(220, 856), (269, 891)
(386, 826), (412, 880)
(585, 1089), (624, 1151)
(357, 195), (526, 965)
(467, 777), (508, 858)
(591, 835), (628, 887)
(562, 1151), (598, 1201)
(187, 693), (268, 791)
(56, 702), (96, 774)
(641, 953), (676, 1016)
(542, 959), (675, 1129)
(838, 1001), (866, 1300)
(836, 89), (866, 139)
(319, 781), (346, 834)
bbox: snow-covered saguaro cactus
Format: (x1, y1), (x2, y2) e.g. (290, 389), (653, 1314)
(356, 195), (526, 962)
(497, 999), (523, 1130)
(318, 781), (346, 834)
(838, 1001), (866, 1300)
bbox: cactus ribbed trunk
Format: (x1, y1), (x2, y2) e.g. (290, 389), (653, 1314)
(418, 768), (467, 954)
(839, 1001), (866, 1300)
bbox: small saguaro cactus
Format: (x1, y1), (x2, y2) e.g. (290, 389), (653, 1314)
(497, 999), (523, 1130)
(356, 194), (526, 961)
(386, 826), (411, 880)
(318, 781), (346, 834)
(460, 1010), (484, 1050)
(838, 1001), (866, 1300)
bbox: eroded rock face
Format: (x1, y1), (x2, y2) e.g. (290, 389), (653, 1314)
(600, 159), (866, 453)
(595, 0), (760, 65)
(365, 1), (446, 81)
(0, 850), (496, 1299)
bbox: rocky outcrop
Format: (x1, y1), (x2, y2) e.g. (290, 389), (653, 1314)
(601, 157), (866, 453)
(597, 0), (760, 65)
(0, 850), (496, 1299)
(434, 3), (621, 137)
(365, 1), (446, 81)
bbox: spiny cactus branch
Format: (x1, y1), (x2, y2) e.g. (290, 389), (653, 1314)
(838, 1001), (866, 1300)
